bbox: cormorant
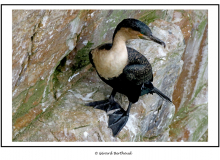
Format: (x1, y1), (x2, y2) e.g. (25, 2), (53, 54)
(86, 18), (172, 137)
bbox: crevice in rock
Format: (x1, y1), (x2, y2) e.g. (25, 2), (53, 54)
(157, 104), (162, 112)
(51, 24), (93, 101)
(13, 20), (42, 88)
(73, 125), (90, 130)
(95, 131), (103, 142)
(15, 20), (43, 92)
(15, 20), (44, 104)
(50, 130), (61, 142)
(38, 119), (44, 123)
(14, 53), (29, 88)
(30, 19), (43, 56)
(154, 104), (163, 123)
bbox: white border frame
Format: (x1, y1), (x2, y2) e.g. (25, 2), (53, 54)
(2, 4), (219, 147)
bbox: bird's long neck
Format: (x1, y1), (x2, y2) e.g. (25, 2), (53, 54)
(111, 30), (127, 54)
(92, 30), (128, 79)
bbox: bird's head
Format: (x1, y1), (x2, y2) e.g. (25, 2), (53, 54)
(112, 18), (166, 48)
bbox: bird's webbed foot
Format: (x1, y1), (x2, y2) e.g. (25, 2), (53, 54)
(86, 97), (129, 137)
(85, 96), (121, 113)
(108, 102), (132, 137)
(86, 90), (132, 137)
(108, 108), (129, 136)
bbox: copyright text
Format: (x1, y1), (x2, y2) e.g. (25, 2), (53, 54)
(95, 151), (132, 155)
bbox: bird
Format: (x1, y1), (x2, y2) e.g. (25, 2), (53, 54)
(86, 18), (172, 137)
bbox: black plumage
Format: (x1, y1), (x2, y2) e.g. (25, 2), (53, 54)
(89, 44), (152, 103)
(86, 18), (172, 137)
(112, 19), (152, 41)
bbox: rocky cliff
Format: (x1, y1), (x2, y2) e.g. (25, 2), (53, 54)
(12, 10), (208, 142)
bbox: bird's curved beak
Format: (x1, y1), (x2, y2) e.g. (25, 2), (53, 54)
(138, 34), (166, 48)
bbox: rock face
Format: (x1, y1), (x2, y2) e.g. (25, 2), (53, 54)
(169, 10), (208, 142)
(12, 10), (208, 142)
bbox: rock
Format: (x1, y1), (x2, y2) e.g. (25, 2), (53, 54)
(12, 10), (208, 142)
(169, 10), (208, 142)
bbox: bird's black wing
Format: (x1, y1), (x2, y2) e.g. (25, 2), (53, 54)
(123, 47), (153, 85)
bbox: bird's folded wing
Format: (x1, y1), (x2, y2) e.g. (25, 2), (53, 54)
(123, 47), (153, 85)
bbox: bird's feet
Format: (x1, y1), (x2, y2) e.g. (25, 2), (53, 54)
(85, 98), (121, 113)
(108, 108), (129, 137)
(86, 98), (129, 137)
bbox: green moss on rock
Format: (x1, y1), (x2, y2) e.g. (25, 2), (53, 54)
(139, 10), (165, 25)
(197, 19), (207, 38)
(72, 41), (93, 71)
(12, 89), (29, 113)
(12, 80), (46, 124)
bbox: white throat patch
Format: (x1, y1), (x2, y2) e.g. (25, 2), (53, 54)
(92, 43), (128, 79)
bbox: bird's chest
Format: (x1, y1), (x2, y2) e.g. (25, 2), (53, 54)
(93, 48), (128, 80)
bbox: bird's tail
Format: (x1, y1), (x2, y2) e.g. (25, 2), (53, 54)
(152, 87), (172, 103)
(140, 82), (172, 103)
